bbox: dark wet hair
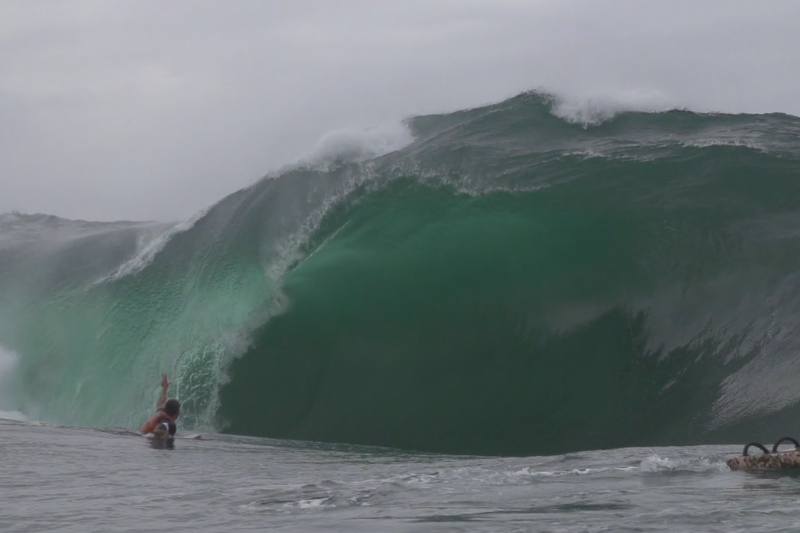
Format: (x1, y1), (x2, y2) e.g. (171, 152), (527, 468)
(164, 399), (180, 417)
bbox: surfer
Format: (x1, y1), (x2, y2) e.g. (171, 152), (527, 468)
(141, 373), (180, 438)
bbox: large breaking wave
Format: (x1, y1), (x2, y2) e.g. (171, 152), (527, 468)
(2, 91), (800, 455)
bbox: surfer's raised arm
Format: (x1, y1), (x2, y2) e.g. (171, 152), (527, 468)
(157, 373), (169, 410)
(141, 374), (181, 436)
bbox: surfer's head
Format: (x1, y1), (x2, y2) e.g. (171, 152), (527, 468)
(164, 399), (180, 419)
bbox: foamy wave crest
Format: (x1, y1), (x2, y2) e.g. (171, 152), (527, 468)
(105, 208), (209, 282)
(305, 122), (414, 165)
(550, 89), (675, 126)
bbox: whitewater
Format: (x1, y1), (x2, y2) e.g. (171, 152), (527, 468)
(1, 419), (791, 533)
(3, 91), (800, 531)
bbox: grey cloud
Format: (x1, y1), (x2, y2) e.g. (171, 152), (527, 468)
(1, 0), (799, 221)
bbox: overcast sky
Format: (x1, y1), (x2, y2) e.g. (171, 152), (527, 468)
(2, 0), (799, 221)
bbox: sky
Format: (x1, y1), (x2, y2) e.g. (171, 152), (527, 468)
(1, 0), (799, 222)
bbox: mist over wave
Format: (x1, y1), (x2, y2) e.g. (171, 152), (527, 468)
(2, 90), (800, 455)
(0, 344), (27, 421)
(304, 122), (415, 165)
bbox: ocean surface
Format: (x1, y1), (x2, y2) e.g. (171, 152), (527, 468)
(4, 419), (798, 533)
(3, 91), (800, 530)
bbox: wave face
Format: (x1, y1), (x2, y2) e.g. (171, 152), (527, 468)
(3, 92), (800, 455)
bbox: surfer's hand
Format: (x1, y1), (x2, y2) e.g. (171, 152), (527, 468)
(161, 373), (169, 389)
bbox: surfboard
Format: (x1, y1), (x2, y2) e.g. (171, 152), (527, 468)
(143, 432), (201, 440)
(143, 433), (171, 440)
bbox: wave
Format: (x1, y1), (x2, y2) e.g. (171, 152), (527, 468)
(2, 91), (800, 455)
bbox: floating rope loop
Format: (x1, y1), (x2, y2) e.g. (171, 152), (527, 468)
(771, 437), (800, 453)
(743, 442), (769, 456)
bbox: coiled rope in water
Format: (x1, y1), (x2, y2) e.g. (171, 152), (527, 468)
(727, 437), (800, 470)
